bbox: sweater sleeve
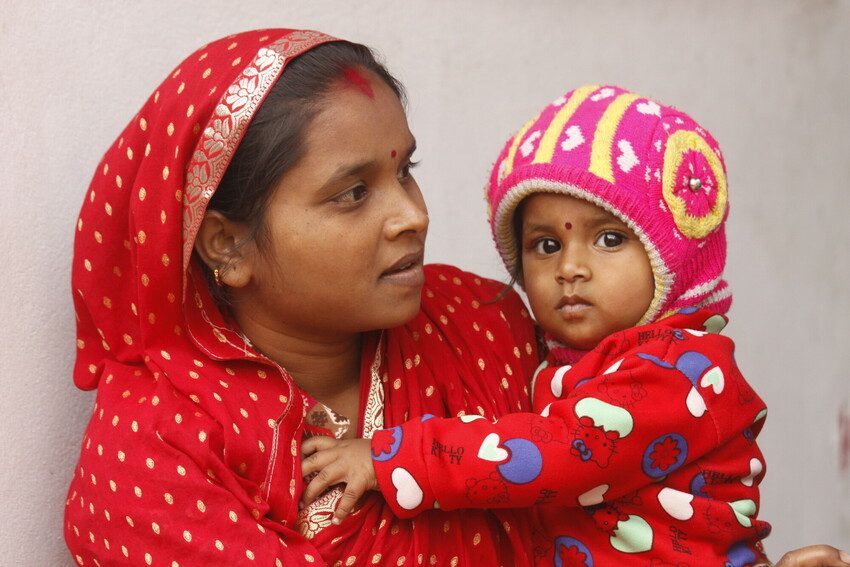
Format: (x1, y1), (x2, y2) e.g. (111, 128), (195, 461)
(371, 328), (765, 518)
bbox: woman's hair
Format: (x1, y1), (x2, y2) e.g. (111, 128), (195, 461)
(203, 41), (405, 299)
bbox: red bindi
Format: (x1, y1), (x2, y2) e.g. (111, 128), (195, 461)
(342, 67), (374, 99)
(564, 222), (573, 230)
(391, 149), (397, 158)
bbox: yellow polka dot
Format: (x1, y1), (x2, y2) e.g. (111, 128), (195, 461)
(126, 147), (133, 160)
(473, 532), (481, 545)
(161, 253), (170, 266)
(183, 530), (192, 543)
(102, 297), (112, 309)
(115, 175), (122, 188)
(215, 540), (224, 551)
(346, 557), (357, 566)
(109, 480), (117, 492)
(141, 274), (150, 286)
(145, 143), (151, 156)
(84, 259), (92, 271)
(167, 122), (174, 136)
(152, 522), (160, 534)
(202, 68), (212, 79)
(162, 166), (169, 180)
(125, 516), (134, 527)
(145, 457), (154, 469)
(117, 451), (125, 462)
(425, 385), (434, 397)
(450, 558), (458, 567)
(133, 486), (142, 498)
(232, 57), (242, 67)
(186, 105), (194, 117)
(393, 378), (401, 390)
(246, 550), (255, 560)
(94, 231), (103, 243)
(371, 555), (382, 564)
(164, 493), (174, 505)
(111, 415), (119, 427)
(177, 82), (185, 94)
(229, 510), (238, 522)
(105, 202), (113, 216)
(176, 465), (186, 476)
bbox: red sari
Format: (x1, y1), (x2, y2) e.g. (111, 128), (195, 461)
(65, 29), (540, 566)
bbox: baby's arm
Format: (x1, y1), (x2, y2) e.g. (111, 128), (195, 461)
(303, 328), (765, 523)
(301, 436), (376, 524)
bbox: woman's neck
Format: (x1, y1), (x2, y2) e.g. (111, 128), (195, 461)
(233, 310), (363, 403)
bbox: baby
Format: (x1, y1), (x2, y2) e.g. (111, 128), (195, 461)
(303, 84), (771, 565)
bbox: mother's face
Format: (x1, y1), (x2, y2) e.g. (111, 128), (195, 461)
(235, 75), (428, 337)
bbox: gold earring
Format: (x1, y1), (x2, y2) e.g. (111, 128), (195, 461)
(213, 268), (222, 286)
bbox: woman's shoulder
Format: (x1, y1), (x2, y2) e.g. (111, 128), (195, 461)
(418, 263), (537, 357)
(423, 263), (513, 304)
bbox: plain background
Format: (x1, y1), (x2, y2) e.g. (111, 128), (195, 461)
(2, 1), (848, 564)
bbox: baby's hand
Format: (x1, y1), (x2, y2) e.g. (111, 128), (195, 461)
(301, 436), (377, 525)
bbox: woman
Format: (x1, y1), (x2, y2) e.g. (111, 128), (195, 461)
(65, 28), (848, 566)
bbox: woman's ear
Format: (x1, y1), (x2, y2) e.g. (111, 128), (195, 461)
(194, 211), (254, 288)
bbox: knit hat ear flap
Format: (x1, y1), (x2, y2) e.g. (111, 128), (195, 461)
(486, 85), (732, 323)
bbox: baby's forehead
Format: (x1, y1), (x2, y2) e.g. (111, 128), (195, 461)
(520, 192), (626, 225)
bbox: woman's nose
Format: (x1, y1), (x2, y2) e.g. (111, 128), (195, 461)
(385, 183), (429, 239)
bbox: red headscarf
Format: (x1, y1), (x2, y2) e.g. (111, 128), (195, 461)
(66, 29), (540, 566)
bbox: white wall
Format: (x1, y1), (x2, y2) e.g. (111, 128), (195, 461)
(1, 1), (848, 564)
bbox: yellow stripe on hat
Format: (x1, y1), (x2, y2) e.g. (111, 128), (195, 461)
(500, 117), (537, 181)
(532, 84), (598, 165)
(588, 93), (640, 182)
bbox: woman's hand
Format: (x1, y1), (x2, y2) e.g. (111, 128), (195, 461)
(773, 545), (850, 567)
(301, 436), (378, 524)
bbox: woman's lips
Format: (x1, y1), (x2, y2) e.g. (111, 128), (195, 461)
(380, 251), (425, 287)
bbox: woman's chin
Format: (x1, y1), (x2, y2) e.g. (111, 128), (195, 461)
(373, 294), (423, 330)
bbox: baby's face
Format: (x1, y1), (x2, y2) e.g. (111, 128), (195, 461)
(520, 193), (654, 350)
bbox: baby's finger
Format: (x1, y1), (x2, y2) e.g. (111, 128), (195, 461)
(301, 465), (342, 507)
(301, 447), (336, 478)
(332, 479), (368, 525)
(301, 435), (338, 457)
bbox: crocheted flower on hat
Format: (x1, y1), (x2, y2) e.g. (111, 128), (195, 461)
(661, 130), (727, 240)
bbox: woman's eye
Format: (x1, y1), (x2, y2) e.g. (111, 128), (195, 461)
(595, 231), (625, 248)
(533, 238), (561, 255)
(399, 160), (419, 180)
(333, 185), (368, 204)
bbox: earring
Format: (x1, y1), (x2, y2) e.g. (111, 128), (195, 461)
(213, 268), (222, 286)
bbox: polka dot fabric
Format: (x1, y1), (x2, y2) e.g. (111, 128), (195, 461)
(66, 29), (542, 565)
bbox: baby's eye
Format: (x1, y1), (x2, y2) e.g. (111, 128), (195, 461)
(333, 185), (368, 204)
(533, 238), (561, 255)
(595, 231), (625, 248)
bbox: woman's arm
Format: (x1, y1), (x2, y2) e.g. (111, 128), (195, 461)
(772, 545), (850, 567)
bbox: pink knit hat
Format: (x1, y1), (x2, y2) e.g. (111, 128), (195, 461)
(487, 85), (731, 323)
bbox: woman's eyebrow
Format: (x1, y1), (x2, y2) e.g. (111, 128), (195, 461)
(318, 138), (418, 194)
